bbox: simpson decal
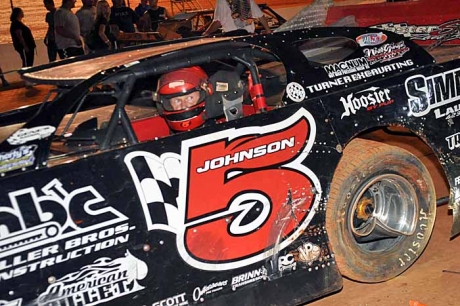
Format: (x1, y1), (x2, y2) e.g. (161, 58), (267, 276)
(7, 126), (56, 145)
(405, 68), (460, 118)
(340, 86), (394, 119)
(0, 179), (131, 281)
(38, 251), (147, 305)
(356, 33), (387, 46)
(125, 108), (321, 271)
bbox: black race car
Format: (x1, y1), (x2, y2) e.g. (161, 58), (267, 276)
(0, 27), (458, 306)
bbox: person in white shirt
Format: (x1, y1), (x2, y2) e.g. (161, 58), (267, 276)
(55, 0), (84, 58)
(203, 0), (271, 36)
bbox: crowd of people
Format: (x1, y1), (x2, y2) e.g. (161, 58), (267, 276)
(1, 0), (272, 89)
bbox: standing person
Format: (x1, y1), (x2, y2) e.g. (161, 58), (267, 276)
(134, 0), (149, 18)
(90, 0), (113, 51)
(44, 0), (59, 62)
(76, 0), (96, 39)
(55, 0), (84, 59)
(202, 0), (272, 36)
(110, 0), (139, 33)
(145, 0), (172, 32)
(0, 66), (10, 88)
(10, 8), (36, 68)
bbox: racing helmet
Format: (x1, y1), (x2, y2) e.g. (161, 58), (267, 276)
(157, 66), (211, 132)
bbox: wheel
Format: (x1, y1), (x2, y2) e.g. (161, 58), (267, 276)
(326, 138), (436, 282)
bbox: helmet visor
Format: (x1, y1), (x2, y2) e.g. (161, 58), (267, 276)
(161, 89), (205, 111)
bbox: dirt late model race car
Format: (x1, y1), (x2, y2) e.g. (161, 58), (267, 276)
(0, 26), (459, 306)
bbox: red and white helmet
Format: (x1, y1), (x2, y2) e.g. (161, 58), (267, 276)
(157, 66), (211, 132)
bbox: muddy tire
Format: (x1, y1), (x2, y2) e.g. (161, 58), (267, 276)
(326, 139), (436, 282)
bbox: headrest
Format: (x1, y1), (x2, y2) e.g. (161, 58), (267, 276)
(206, 70), (245, 119)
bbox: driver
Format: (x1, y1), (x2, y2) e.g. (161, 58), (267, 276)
(156, 66), (212, 132)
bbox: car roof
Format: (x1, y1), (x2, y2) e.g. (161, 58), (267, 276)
(20, 37), (234, 86)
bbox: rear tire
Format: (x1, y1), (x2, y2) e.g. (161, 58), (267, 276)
(326, 139), (436, 282)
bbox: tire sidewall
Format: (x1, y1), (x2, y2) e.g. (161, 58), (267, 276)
(331, 151), (436, 282)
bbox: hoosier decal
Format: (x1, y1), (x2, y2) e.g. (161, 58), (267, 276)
(125, 108), (321, 271)
(38, 251), (147, 306)
(405, 68), (460, 117)
(340, 86), (394, 119)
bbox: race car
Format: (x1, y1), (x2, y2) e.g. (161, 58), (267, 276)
(0, 26), (459, 306)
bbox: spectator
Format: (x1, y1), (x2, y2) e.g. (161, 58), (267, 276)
(134, 0), (150, 18)
(55, 0), (84, 58)
(89, 0), (114, 51)
(43, 0), (59, 62)
(110, 0), (139, 33)
(202, 0), (272, 36)
(0, 66), (10, 88)
(10, 8), (36, 68)
(145, 0), (172, 32)
(76, 0), (97, 39)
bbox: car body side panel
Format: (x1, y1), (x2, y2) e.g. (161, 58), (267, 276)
(0, 101), (343, 305)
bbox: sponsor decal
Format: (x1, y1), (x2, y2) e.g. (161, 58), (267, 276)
(286, 82), (306, 102)
(152, 293), (188, 306)
(324, 57), (370, 78)
(125, 108), (321, 271)
(363, 41), (409, 65)
(372, 19), (460, 43)
(340, 86), (394, 119)
(297, 242), (321, 263)
(192, 280), (228, 302)
(309, 60), (414, 93)
(278, 253), (296, 272)
(231, 266), (268, 290)
(356, 32), (387, 47)
(0, 145), (37, 173)
(37, 251), (147, 306)
(0, 298), (22, 306)
(446, 132), (460, 151)
(405, 68), (460, 118)
(0, 179), (132, 281)
(455, 176), (460, 186)
(7, 126), (56, 145)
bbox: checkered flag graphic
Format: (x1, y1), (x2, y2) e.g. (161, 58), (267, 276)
(125, 152), (182, 232)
